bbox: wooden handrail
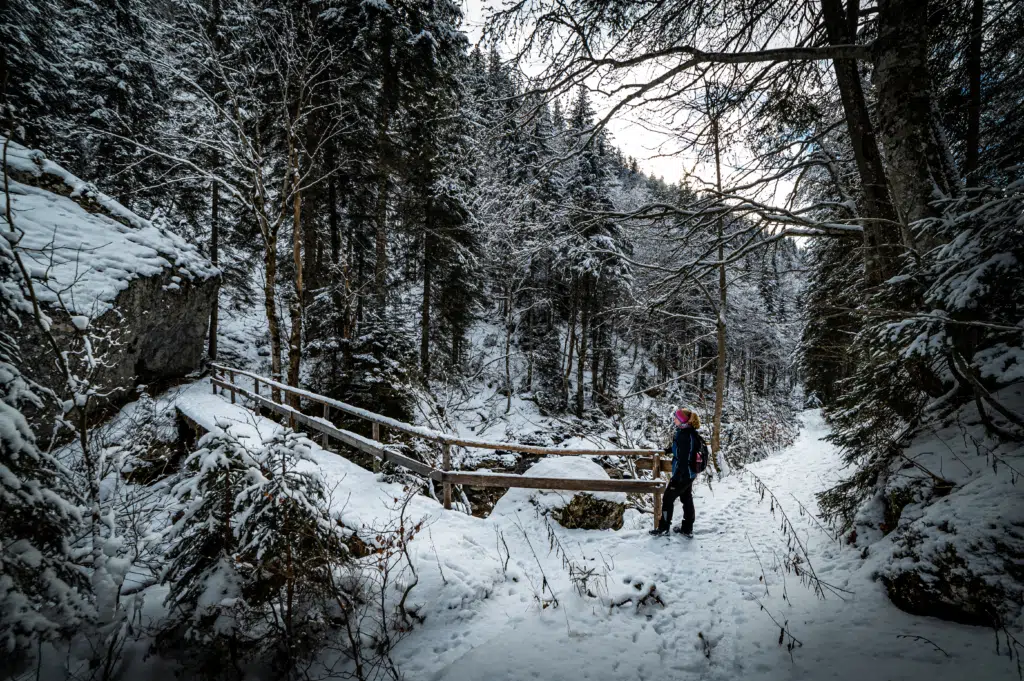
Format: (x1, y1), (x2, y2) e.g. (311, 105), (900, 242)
(210, 362), (661, 457)
(201, 377), (665, 496)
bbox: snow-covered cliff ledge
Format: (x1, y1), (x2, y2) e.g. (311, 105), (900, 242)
(1, 137), (219, 432)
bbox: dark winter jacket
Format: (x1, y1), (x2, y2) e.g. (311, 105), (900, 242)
(664, 425), (700, 482)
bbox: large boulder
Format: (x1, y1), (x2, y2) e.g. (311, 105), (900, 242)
(1, 138), (219, 432)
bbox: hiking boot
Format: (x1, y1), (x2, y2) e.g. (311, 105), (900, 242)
(649, 526), (669, 536)
(673, 526), (694, 538)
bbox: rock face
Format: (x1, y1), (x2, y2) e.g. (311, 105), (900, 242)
(1, 138), (219, 432)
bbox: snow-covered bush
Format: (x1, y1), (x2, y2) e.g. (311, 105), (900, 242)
(233, 429), (348, 673)
(818, 182), (1024, 628)
(0, 330), (89, 675)
(160, 426), (353, 677)
(160, 427), (256, 674)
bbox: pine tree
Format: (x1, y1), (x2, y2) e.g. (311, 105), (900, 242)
(0, 0), (71, 148)
(66, 0), (165, 210)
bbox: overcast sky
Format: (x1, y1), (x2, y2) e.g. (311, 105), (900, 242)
(459, 0), (707, 187)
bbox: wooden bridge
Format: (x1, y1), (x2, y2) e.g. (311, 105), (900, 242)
(191, 363), (670, 518)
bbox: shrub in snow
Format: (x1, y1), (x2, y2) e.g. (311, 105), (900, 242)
(160, 427), (352, 677)
(159, 428), (257, 673)
(233, 429), (349, 673)
(817, 183), (1024, 628)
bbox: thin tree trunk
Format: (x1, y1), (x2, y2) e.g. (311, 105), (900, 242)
(711, 116), (727, 473)
(373, 27), (395, 314)
(328, 144), (340, 264)
(590, 306), (601, 400)
(505, 286), (513, 413)
(374, 179), (389, 313)
(264, 230), (283, 402)
(965, 0), (983, 184)
(576, 281), (590, 418)
(819, 0), (903, 287)
(208, 161), (219, 360)
(421, 230), (431, 380)
(287, 182), (303, 407)
(563, 286), (577, 402)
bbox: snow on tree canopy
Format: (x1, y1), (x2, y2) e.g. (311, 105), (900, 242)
(1, 137), (219, 317)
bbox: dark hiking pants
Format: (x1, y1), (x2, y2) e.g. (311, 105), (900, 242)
(657, 476), (695, 533)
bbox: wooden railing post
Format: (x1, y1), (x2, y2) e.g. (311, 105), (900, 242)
(372, 422), (381, 473)
(321, 404), (330, 448)
(652, 452), (663, 528)
(442, 443), (452, 510)
(228, 370), (236, 404)
(211, 366), (217, 395)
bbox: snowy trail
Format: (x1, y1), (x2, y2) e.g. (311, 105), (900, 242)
(392, 410), (1017, 681)
(175, 387), (1017, 680)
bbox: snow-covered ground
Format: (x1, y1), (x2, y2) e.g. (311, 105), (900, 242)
(174, 384), (1018, 680)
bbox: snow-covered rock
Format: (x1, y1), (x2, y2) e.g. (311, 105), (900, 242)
(1, 137), (219, 430)
(491, 457), (627, 530)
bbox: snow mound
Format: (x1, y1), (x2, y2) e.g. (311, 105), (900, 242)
(1, 136), (218, 316)
(491, 457), (626, 518)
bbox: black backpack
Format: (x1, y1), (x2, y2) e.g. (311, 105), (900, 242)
(689, 431), (711, 474)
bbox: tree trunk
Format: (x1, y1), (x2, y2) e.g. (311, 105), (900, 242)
(287, 185), (303, 407)
(590, 306), (601, 400)
(965, 0), (983, 184)
(563, 286), (577, 403)
(208, 166), (219, 361)
(374, 179), (389, 313)
(711, 116), (727, 473)
(373, 26), (396, 314)
(420, 230), (431, 381)
(873, 0), (939, 240)
(819, 0), (903, 287)
(576, 281), (590, 418)
(505, 286), (513, 413)
(328, 144), (340, 264)
(264, 231), (283, 402)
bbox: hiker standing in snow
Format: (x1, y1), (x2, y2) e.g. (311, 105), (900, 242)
(650, 408), (706, 537)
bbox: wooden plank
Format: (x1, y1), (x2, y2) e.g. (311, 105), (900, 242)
(651, 453), (663, 528)
(380, 449), (435, 477)
(636, 458), (673, 473)
(211, 378), (385, 460)
(439, 471), (665, 493)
